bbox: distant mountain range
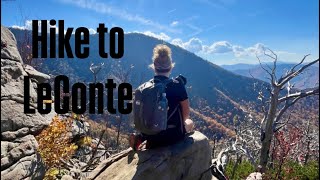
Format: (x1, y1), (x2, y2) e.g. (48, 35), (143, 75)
(221, 62), (319, 89)
(10, 28), (266, 106)
(10, 28), (318, 139)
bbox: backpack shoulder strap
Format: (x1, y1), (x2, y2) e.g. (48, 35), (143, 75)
(161, 78), (174, 85)
(163, 78), (173, 86)
(138, 79), (154, 89)
(153, 77), (173, 86)
(168, 105), (179, 120)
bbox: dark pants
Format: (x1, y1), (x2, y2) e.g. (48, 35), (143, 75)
(142, 127), (185, 149)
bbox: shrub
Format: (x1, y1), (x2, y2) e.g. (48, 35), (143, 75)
(79, 136), (93, 146)
(224, 160), (319, 180)
(225, 160), (255, 180)
(263, 160), (319, 180)
(36, 115), (78, 178)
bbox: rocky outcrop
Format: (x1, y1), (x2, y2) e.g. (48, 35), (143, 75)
(72, 119), (90, 138)
(87, 131), (214, 180)
(1, 26), (54, 180)
(24, 64), (50, 83)
(0, 27), (22, 63)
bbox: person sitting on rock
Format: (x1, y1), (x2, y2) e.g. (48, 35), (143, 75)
(130, 44), (194, 150)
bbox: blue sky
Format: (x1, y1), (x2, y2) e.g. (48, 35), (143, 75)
(1, 0), (319, 65)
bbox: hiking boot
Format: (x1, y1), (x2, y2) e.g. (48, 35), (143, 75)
(129, 133), (143, 151)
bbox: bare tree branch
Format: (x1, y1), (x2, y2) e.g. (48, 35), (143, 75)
(278, 87), (319, 103)
(278, 58), (319, 87)
(289, 54), (310, 74)
(264, 48), (278, 81)
(256, 54), (275, 85)
(273, 115), (291, 132)
(274, 90), (316, 123)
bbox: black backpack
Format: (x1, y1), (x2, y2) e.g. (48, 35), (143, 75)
(133, 78), (176, 135)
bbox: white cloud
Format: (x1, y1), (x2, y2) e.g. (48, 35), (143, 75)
(11, 20), (33, 30)
(171, 37), (272, 58)
(140, 31), (171, 41)
(171, 38), (185, 48)
(231, 43), (268, 57)
(232, 45), (246, 57)
(246, 43), (266, 56)
(11, 20), (97, 35)
(205, 41), (233, 54)
(59, 0), (179, 33)
(167, 9), (176, 14)
(170, 21), (179, 27)
(11, 20), (59, 33)
(184, 38), (203, 52)
(88, 28), (97, 34)
(11, 25), (28, 30)
(171, 38), (203, 52)
(274, 51), (297, 56)
(169, 37), (290, 62)
(25, 20), (33, 29)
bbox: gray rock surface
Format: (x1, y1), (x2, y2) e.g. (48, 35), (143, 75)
(1, 135), (45, 178)
(61, 174), (74, 180)
(1, 26), (54, 180)
(88, 131), (213, 180)
(24, 64), (50, 83)
(1, 26), (22, 63)
(246, 172), (263, 180)
(72, 120), (90, 138)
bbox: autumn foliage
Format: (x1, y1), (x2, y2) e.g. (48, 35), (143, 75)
(272, 127), (303, 165)
(191, 108), (236, 138)
(36, 115), (78, 169)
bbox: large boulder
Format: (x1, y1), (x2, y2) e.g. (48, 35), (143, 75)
(1, 26), (22, 63)
(1, 26), (54, 180)
(1, 26), (54, 133)
(88, 131), (214, 180)
(1, 135), (45, 180)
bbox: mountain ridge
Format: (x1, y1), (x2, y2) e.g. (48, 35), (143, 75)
(11, 28), (318, 140)
(221, 62), (319, 89)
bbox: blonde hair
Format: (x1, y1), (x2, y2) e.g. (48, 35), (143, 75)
(149, 44), (175, 73)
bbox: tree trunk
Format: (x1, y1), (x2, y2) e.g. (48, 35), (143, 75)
(231, 155), (241, 179)
(304, 119), (311, 165)
(269, 136), (276, 169)
(116, 114), (123, 149)
(212, 137), (216, 158)
(259, 90), (279, 171)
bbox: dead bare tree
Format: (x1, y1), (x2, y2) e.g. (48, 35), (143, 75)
(300, 117), (319, 165)
(89, 63), (104, 83)
(255, 48), (319, 171)
(208, 112), (262, 179)
(106, 61), (134, 150)
(213, 49), (319, 178)
(75, 62), (107, 171)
